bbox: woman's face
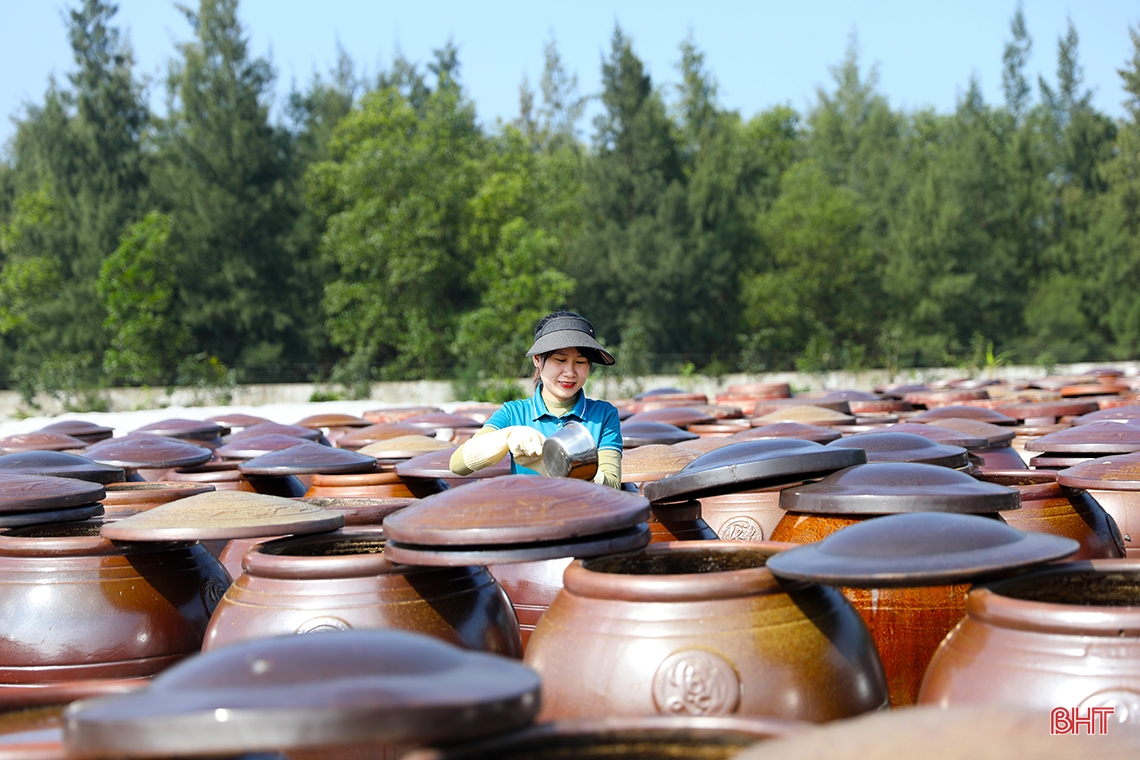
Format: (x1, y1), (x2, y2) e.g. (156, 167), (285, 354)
(535, 347), (591, 402)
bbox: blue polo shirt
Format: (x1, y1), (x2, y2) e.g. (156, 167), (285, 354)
(483, 386), (623, 476)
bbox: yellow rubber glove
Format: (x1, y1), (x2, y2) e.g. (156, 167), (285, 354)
(448, 426), (546, 475)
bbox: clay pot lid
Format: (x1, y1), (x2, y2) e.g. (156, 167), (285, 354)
(903, 389), (990, 407)
(297, 497), (412, 526)
(0, 473), (105, 512)
(910, 405), (1015, 425)
(38, 420), (114, 442)
(1011, 423), (1068, 437)
(685, 421), (751, 435)
(621, 421), (700, 448)
(452, 404), (502, 424)
(1031, 374), (1096, 390)
(224, 422), (323, 444)
(922, 418), (1015, 447)
(205, 413), (270, 429)
(216, 434), (316, 460)
(688, 404), (745, 419)
(0, 451), (125, 484)
(800, 390), (880, 402)
(0, 502), (104, 528)
(395, 447), (511, 480)
(1074, 405), (1140, 425)
(99, 490), (344, 541)
(780, 462), (1019, 515)
(384, 475), (648, 545)
(1024, 420), (1140, 453)
(624, 407), (717, 428)
(621, 445), (701, 482)
(357, 435), (453, 460)
(869, 423), (986, 449)
(1056, 452), (1140, 491)
(401, 412), (482, 430)
(766, 512), (1077, 587)
(752, 405), (856, 425)
(335, 423), (436, 449)
(751, 397), (852, 415)
(828, 432), (969, 468)
(641, 439), (866, 504)
(848, 399), (913, 414)
(294, 413), (371, 429)
(732, 422), (842, 444)
(238, 442), (378, 476)
(1028, 454), (1095, 469)
(61, 629), (540, 757)
(363, 406), (443, 423)
(1062, 383), (1129, 397)
(0, 432), (88, 454)
(676, 437), (740, 453)
(81, 435), (212, 470)
(875, 383), (929, 398)
(633, 388), (706, 402)
(131, 418), (225, 440)
(993, 400), (1100, 421)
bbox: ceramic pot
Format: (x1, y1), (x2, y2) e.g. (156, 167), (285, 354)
(99, 482), (215, 519)
(975, 471), (1124, 560)
(525, 541), (888, 723)
(304, 470), (416, 499)
(0, 521), (229, 709)
(919, 559), (1140, 723)
(165, 463), (307, 499)
(698, 487), (795, 542)
(203, 530), (522, 658)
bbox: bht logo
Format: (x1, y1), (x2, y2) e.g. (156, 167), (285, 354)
(1051, 706), (1116, 735)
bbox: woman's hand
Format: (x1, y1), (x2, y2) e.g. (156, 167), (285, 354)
(505, 427), (545, 461)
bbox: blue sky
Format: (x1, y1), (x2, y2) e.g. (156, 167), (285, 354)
(1, 1), (1137, 148)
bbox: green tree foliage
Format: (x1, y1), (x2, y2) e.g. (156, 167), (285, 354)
(96, 211), (190, 384)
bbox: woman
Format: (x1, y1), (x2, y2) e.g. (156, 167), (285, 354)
(449, 312), (623, 488)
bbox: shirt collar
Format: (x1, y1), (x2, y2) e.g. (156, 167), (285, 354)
(531, 384), (586, 421)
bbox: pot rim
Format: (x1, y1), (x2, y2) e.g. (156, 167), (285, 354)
(969, 559), (1140, 635)
(243, 529), (408, 579)
(564, 540), (805, 602)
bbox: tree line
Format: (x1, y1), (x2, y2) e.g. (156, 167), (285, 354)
(2, 0), (1139, 406)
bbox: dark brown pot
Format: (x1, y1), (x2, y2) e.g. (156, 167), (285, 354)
(524, 541), (888, 723)
(0, 522), (228, 709)
(203, 530), (522, 658)
(975, 471), (1124, 559)
(919, 559), (1140, 715)
(304, 471), (415, 499)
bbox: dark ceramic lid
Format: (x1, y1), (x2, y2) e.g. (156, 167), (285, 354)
(875, 383), (929, 398)
(401, 412), (482, 430)
(395, 447), (511, 480)
(689, 404), (745, 419)
(732, 422), (842, 444)
(634, 388), (701, 400)
(1028, 454), (1096, 469)
(751, 398), (852, 415)
(1056, 452), (1140, 491)
(296, 497), (412, 527)
(62, 630), (540, 757)
(923, 418), (1016, 447)
(206, 413), (270, 429)
(0, 473), (105, 512)
(798, 390), (880, 402)
(0, 502), (104, 528)
(994, 400), (1100, 421)
(1024, 420), (1140, 453)
(335, 423), (436, 449)
(624, 407), (717, 428)
(828, 432), (969, 468)
(363, 406), (442, 423)
(82, 435), (213, 470)
(385, 475), (647, 544)
(222, 422), (322, 443)
(863, 423), (986, 450)
(239, 442), (378, 476)
(0, 451), (125, 484)
(779, 462), (1019, 515)
(356, 435), (452, 460)
(722, 381), (791, 397)
(216, 434), (317, 460)
(131, 419), (225, 440)
(751, 405), (856, 425)
(766, 512), (1078, 587)
(38, 420), (114, 442)
(903, 389), (989, 406)
(294, 413), (370, 429)
(641, 439), (866, 504)
(621, 444), (700, 482)
(621, 421), (700, 448)
(909, 406), (1016, 425)
(676, 437), (740, 453)
(99, 490), (344, 541)
(685, 421), (751, 435)
(848, 399), (913, 413)
(1074, 405), (1140, 425)
(0, 432), (88, 453)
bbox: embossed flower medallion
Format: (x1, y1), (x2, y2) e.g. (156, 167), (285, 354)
(718, 516), (763, 541)
(652, 649), (741, 716)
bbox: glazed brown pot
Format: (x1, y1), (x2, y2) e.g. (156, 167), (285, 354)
(0, 522), (229, 709)
(698, 487), (796, 542)
(203, 530), (522, 658)
(919, 559), (1140, 717)
(98, 481), (215, 519)
(304, 470), (415, 499)
(524, 541), (888, 723)
(166, 464), (307, 498)
(975, 471), (1124, 560)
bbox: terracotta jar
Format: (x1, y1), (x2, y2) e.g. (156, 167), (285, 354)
(919, 559), (1140, 719)
(165, 462), (306, 498)
(525, 541), (888, 723)
(976, 470), (1124, 559)
(1057, 453), (1140, 558)
(0, 521), (228, 709)
(699, 486), (798, 542)
(99, 481), (215, 519)
(203, 530), (522, 658)
(304, 470), (416, 499)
